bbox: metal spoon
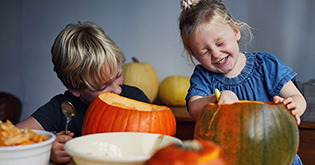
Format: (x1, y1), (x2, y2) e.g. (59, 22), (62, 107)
(61, 101), (76, 134)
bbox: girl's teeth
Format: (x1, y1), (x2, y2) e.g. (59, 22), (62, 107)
(217, 57), (227, 64)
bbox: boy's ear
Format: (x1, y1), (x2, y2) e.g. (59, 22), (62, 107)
(67, 87), (81, 97)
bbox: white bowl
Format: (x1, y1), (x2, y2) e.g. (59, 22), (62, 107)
(65, 132), (182, 165)
(0, 129), (56, 165)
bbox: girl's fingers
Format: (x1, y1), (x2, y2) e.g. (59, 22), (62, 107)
(273, 96), (283, 104)
(282, 97), (293, 105)
(295, 115), (301, 125)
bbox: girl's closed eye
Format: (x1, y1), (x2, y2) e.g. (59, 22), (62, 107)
(217, 42), (224, 46)
(203, 49), (209, 55)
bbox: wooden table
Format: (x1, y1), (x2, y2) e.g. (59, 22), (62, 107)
(169, 106), (195, 140)
(297, 121), (315, 165)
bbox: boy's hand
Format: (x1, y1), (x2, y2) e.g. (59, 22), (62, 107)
(273, 96), (301, 125)
(50, 131), (74, 163)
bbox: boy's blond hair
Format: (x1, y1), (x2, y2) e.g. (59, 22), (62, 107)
(51, 21), (125, 91)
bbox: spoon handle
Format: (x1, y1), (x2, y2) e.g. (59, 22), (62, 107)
(65, 123), (69, 134)
(65, 118), (71, 134)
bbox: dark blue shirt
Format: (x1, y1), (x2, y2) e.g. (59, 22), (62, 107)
(31, 84), (150, 137)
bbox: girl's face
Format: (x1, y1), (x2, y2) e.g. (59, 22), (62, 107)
(69, 66), (124, 104)
(189, 22), (243, 77)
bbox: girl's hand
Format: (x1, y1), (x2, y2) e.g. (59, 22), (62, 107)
(273, 96), (301, 125)
(217, 90), (239, 104)
(50, 131), (74, 163)
(188, 90), (239, 120)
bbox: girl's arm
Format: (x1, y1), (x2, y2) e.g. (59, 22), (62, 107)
(274, 80), (307, 125)
(188, 90), (239, 120)
(188, 94), (217, 120)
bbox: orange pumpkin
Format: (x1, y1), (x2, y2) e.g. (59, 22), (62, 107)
(145, 139), (225, 165)
(82, 92), (176, 136)
(194, 101), (299, 165)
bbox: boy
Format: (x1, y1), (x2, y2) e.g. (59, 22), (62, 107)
(16, 21), (150, 163)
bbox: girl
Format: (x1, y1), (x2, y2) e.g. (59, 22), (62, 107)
(179, 0), (306, 164)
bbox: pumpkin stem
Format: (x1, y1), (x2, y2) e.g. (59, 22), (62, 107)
(176, 140), (203, 151)
(131, 57), (139, 63)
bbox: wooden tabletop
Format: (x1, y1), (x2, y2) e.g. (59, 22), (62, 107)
(169, 106), (195, 122)
(299, 121), (315, 129)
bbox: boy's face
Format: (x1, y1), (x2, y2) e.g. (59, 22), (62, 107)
(70, 67), (124, 104)
(189, 22), (242, 77)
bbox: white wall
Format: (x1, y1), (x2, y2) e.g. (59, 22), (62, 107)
(1, 0), (314, 122)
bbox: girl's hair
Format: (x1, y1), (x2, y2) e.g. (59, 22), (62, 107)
(179, 0), (253, 65)
(51, 21), (126, 91)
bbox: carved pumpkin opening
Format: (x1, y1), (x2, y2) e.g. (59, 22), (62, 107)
(99, 92), (168, 112)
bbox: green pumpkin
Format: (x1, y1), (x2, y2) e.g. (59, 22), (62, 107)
(194, 101), (299, 165)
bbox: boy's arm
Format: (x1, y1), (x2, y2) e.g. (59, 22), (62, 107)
(15, 117), (44, 130)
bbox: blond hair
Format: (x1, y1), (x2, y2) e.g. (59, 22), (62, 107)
(179, 0), (253, 65)
(51, 21), (125, 91)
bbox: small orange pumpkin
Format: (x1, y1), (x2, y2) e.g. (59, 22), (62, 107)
(145, 139), (225, 165)
(194, 101), (299, 165)
(82, 92), (176, 136)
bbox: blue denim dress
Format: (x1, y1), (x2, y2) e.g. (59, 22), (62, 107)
(186, 52), (303, 165)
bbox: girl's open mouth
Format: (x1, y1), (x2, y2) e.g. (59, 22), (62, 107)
(216, 56), (229, 65)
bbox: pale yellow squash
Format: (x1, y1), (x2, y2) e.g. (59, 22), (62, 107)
(123, 57), (159, 102)
(159, 76), (190, 106)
